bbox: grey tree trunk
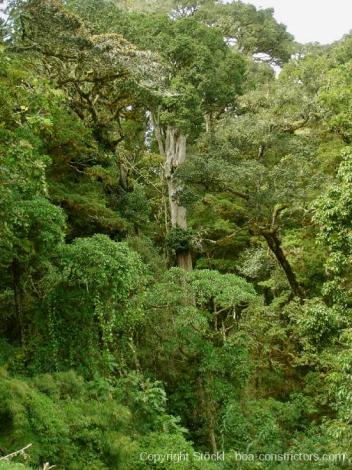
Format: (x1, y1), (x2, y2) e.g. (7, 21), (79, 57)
(165, 127), (193, 271)
(150, 112), (193, 271)
(205, 112), (213, 135)
(150, 110), (165, 156)
(165, 127), (187, 228)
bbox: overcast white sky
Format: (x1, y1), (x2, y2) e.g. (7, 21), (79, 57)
(243, 0), (352, 44)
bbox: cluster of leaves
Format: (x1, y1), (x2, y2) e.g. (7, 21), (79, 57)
(0, 369), (201, 469)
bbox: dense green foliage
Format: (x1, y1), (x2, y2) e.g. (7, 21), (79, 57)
(1, 0), (352, 468)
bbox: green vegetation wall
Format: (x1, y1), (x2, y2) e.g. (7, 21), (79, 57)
(0, 0), (352, 469)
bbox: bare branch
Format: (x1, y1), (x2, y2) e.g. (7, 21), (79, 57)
(0, 443), (32, 461)
(271, 204), (288, 230)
